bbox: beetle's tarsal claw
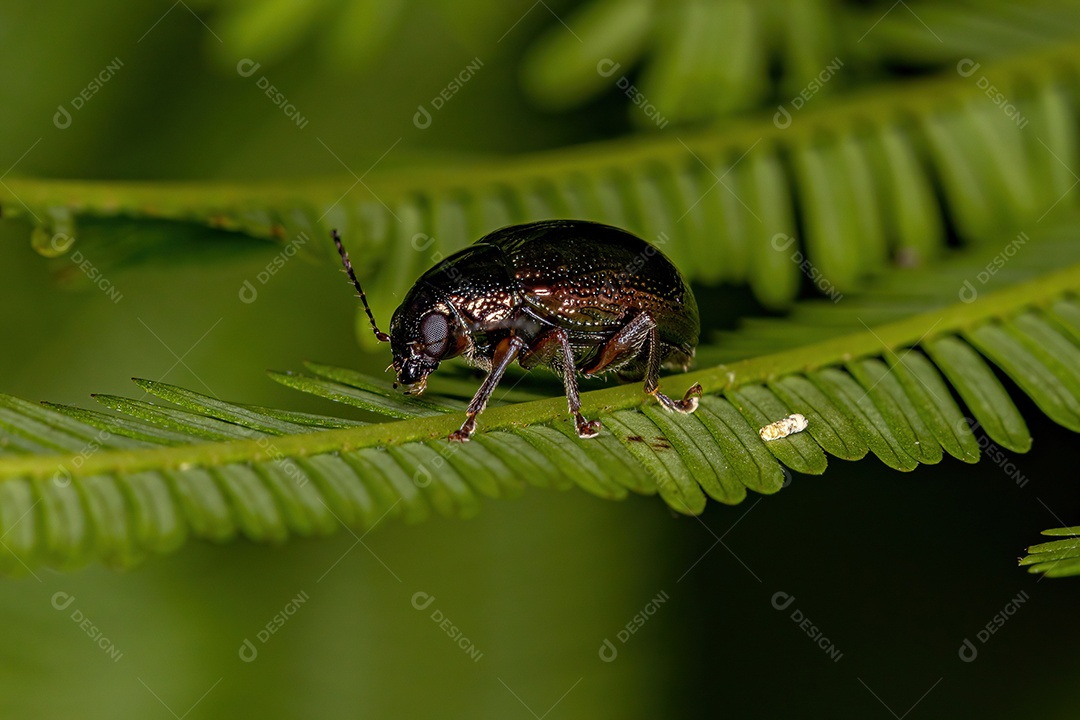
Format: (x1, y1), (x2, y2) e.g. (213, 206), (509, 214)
(448, 414), (477, 442)
(677, 396), (700, 413)
(682, 382), (703, 411)
(574, 415), (602, 439)
(654, 383), (702, 414)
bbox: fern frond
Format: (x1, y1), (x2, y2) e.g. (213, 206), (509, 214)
(5, 42), (1080, 311)
(2, 219), (1080, 573)
(520, 0), (844, 123)
(861, 0), (1080, 64)
(1020, 527), (1080, 578)
(520, 0), (1080, 124)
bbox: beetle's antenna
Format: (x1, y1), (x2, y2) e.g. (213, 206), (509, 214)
(333, 229), (390, 343)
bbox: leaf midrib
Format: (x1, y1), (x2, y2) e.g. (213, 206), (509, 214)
(2, 261), (1078, 482)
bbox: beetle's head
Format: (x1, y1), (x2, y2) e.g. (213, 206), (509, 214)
(388, 286), (463, 395)
(333, 230), (465, 397)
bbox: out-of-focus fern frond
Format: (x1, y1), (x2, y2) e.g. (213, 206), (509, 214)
(5, 42), (1080, 313)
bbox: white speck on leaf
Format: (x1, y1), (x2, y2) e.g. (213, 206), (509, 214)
(759, 413), (809, 441)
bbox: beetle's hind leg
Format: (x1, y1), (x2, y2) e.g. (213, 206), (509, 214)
(645, 330), (702, 413)
(591, 312), (702, 414)
(521, 328), (602, 439)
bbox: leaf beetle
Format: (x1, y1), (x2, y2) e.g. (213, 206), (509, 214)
(334, 219), (702, 442)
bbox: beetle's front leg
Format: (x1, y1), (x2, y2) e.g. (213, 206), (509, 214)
(449, 335), (526, 442)
(520, 328), (602, 439)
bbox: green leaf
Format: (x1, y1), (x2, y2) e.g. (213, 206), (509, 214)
(964, 323), (1080, 432)
(810, 368), (918, 472)
(769, 375), (868, 461)
(848, 358), (942, 466)
(890, 350), (979, 464)
(924, 336), (1032, 453)
(727, 385), (829, 475)
(1020, 528), (1080, 578)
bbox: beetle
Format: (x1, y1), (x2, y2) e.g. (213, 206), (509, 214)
(333, 219), (702, 442)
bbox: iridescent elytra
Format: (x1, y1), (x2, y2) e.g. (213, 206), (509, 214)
(334, 219), (702, 441)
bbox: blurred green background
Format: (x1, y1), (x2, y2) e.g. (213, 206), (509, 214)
(2, 1), (1080, 717)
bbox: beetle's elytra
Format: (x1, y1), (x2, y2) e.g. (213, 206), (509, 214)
(334, 219), (702, 442)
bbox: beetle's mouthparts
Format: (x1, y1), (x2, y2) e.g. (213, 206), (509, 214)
(400, 377), (428, 396)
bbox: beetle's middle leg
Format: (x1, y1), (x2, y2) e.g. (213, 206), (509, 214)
(585, 312), (702, 414)
(520, 328), (602, 439)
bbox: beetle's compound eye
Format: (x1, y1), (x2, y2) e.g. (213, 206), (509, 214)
(420, 313), (449, 358)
